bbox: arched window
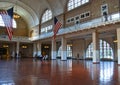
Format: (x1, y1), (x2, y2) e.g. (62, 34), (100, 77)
(67, 0), (89, 11)
(41, 9), (52, 23)
(57, 44), (73, 58)
(86, 39), (113, 59)
(0, 15), (17, 28)
(57, 46), (61, 57)
(67, 44), (72, 57)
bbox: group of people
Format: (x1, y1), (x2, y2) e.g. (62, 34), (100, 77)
(35, 54), (48, 61)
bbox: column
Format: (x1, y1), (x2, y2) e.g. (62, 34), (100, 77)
(92, 31), (100, 64)
(37, 42), (41, 56)
(113, 41), (117, 62)
(118, 67), (120, 81)
(61, 37), (67, 60)
(33, 43), (37, 57)
(16, 42), (20, 58)
(117, 28), (120, 65)
(51, 40), (57, 59)
(83, 39), (86, 59)
(11, 43), (15, 58)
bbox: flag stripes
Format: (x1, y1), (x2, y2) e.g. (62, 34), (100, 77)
(53, 17), (62, 39)
(0, 7), (13, 40)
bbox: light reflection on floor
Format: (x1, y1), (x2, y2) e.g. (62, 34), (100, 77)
(100, 62), (114, 83)
(0, 80), (15, 85)
(0, 59), (120, 85)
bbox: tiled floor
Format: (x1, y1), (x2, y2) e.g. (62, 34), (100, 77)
(0, 59), (120, 85)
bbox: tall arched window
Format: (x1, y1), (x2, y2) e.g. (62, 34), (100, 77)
(0, 15), (17, 28)
(57, 44), (73, 58)
(67, 0), (89, 11)
(67, 44), (72, 57)
(86, 39), (113, 59)
(41, 9), (52, 23)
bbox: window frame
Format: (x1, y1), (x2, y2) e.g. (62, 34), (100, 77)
(41, 9), (52, 23)
(67, 0), (89, 11)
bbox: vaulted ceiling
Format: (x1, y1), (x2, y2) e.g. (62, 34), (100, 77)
(0, 0), (67, 28)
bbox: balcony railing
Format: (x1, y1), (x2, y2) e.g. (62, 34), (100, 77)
(30, 12), (120, 41)
(0, 35), (31, 42)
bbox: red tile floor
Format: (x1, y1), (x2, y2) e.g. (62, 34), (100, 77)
(0, 59), (120, 85)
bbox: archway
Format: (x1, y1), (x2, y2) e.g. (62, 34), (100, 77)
(86, 39), (113, 60)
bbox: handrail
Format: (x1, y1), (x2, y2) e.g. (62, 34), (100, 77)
(0, 35), (31, 42)
(30, 12), (120, 41)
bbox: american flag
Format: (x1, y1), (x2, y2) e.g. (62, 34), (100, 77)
(0, 7), (13, 40)
(53, 17), (62, 40)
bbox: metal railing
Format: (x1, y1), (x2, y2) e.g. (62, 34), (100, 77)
(29, 12), (120, 41)
(0, 35), (31, 42)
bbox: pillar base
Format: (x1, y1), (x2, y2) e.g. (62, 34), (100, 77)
(51, 59), (56, 60)
(93, 62), (100, 64)
(61, 60), (67, 61)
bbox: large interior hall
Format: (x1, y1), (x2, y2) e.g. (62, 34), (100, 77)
(0, 0), (120, 85)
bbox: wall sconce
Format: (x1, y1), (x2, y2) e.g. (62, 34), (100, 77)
(22, 46), (27, 48)
(3, 45), (9, 48)
(13, 14), (20, 19)
(113, 40), (117, 43)
(68, 44), (72, 46)
(44, 46), (49, 48)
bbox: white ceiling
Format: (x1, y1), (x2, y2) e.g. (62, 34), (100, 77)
(0, 0), (67, 28)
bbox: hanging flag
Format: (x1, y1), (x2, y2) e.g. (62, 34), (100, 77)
(53, 17), (62, 40)
(0, 7), (13, 40)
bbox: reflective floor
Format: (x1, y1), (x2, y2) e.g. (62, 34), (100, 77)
(0, 59), (120, 85)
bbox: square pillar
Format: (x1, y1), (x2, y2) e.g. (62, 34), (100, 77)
(33, 43), (37, 57)
(16, 42), (20, 58)
(11, 43), (15, 58)
(92, 31), (100, 64)
(61, 37), (67, 60)
(51, 40), (57, 59)
(117, 28), (120, 65)
(37, 42), (41, 56)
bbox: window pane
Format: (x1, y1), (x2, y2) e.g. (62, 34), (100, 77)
(86, 39), (113, 59)
(67, 44), (72, 57)
(41, 10), (52, 23)
(41, 25), (53, 33)
(0, 15), (16, 28)
(67, 0), (89, 11)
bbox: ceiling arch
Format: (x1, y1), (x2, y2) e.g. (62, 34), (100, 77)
(45, 0), (68, 16)
(0, 0), (39, 28)
(0, 0), (68, 28)
(19, 0), (67, 20)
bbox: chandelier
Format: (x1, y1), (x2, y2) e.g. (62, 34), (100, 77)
(13, 14), (20, 19)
